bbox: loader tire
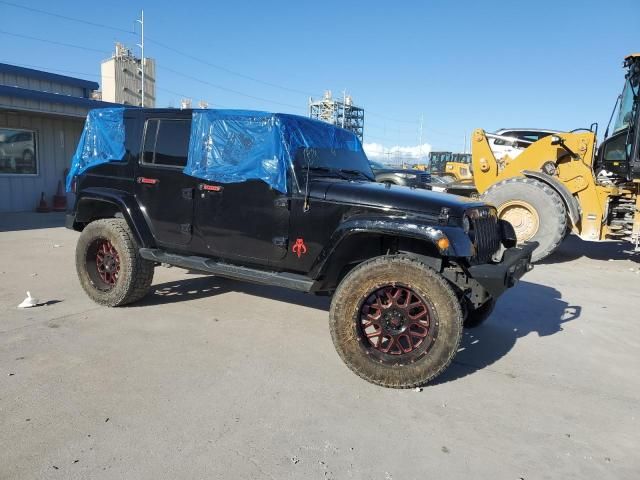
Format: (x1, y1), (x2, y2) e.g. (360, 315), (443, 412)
(329, 255), (463, 388)
(482, 177), (566, 262)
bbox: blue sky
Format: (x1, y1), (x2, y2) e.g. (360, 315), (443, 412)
(0, 0), (638, 155)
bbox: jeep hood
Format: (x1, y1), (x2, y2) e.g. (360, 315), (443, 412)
(316, 180), (483, 217)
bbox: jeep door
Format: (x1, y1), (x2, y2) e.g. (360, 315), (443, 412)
(135, 116), (196, 248)
(194, 178), (290, 267)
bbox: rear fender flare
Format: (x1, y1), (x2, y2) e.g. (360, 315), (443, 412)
(74, 188), (154, 247)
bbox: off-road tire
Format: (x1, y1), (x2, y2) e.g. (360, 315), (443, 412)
(482, 177), (567, 262)
(329, 255), (463, 388)
(463, 298), (496, 328)
(76, 218), (154, 306)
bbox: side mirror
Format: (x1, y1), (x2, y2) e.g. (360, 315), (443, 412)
(550, 135), (562, 145)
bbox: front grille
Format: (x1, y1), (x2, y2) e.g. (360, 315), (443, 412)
(468, 208), (501, 263)
(419, 173), (431, 183)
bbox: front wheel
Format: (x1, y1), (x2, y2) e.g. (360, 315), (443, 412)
(329, 255), (463, 388)
(75, 218), (154, 306)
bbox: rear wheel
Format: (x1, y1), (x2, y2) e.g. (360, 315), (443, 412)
(329, 255), (463, 388)
(76, 218), (154, 306)
(482, 177), (567, 262)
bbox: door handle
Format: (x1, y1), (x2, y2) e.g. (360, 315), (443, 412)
(137, 177), (159, 185)
(198, 183), (223, 193)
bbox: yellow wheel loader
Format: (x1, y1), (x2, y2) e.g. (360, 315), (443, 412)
(444, 160), (473, 181)
(428, 152), (473, 180)
(471, 54), (640, 262)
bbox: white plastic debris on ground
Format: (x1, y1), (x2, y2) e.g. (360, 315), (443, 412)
(17, 292), (38, 308)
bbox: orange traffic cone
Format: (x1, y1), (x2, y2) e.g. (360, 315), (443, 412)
(52, 180), (67, 211)
(36, 191), (50, 213)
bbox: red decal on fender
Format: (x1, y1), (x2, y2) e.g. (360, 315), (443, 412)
(202, 184), (222, 192)
(292, 238), (307, 258)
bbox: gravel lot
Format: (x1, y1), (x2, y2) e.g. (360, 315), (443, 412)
(1, 213), (639, 479)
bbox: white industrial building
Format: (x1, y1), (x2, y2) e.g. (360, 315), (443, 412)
(101, 43), (156, 107)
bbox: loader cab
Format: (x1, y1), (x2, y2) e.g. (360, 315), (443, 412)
(599, 56), (640, 179)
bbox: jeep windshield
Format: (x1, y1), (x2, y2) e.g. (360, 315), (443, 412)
(296, 147), (375, 181)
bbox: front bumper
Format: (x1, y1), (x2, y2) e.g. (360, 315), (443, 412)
(467, 242), (536, 298)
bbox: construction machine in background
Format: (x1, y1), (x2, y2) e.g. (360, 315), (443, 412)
(427, 151), (473, 181)
(471, 54), (640, 262)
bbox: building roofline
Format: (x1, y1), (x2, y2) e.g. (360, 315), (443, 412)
(0, 63), (99, 91)
(0, 85), (121, 110)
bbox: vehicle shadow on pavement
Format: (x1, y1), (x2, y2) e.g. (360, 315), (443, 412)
(541, 235), (639, 264)
(433, 280), (581, 385)
(132, 275), (331, 311)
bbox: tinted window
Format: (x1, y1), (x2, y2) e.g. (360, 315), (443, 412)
(142, 119), (190, 167)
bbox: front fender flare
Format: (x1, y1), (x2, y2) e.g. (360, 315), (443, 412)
(310, 216), (474, 279)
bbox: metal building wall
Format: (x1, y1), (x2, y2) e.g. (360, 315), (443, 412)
(0, 69), (85, 98)
(0, 111), (82, 212)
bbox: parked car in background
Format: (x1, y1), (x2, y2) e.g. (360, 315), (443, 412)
(490, 128), (560, 161)
(370, 160), (431, 189)
(444, 180), (479, 198)
(0, 130), (36, 174)
(427, 175), (455, 192)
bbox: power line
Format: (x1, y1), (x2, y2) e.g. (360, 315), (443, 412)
(1, 3), (433, 126)
(1, 2), (425, 125)
(0, 30), (109, 54)
(0, 0), (134, 34)
(146, 37), (313, 97)
(159, 66), (306, 112)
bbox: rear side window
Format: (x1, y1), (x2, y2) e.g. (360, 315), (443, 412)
(142, 118), (191, 168)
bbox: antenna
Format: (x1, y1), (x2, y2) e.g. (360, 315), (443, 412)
(136, 10), (144, 107)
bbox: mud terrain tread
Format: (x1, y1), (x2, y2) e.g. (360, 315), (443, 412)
(329, 255), (463, 388)
(76, 218), (154, 306)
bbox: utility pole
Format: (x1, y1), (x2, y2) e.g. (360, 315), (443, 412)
(136, 10), (145, 107)
(419, 114), (424, 162)
(463, 132), (467, 154)
(342, 89), (346, 128)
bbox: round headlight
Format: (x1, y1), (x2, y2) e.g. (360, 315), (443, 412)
(462, 215), (471, 234)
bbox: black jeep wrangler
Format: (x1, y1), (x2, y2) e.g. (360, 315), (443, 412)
(66, 108), (534, 388)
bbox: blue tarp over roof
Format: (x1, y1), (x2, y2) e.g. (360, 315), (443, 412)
(186, 110), (363, 193)
(66, 108), (365, 194)
(66, 107), (126, 191)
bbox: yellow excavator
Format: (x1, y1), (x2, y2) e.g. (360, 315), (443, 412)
(471, 54), (640, 262)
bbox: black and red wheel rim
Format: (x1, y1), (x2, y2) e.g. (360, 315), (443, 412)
(87, 238), (120, 290)
(357, 285), (438, 364)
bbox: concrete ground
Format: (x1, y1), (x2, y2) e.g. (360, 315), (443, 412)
(1, 213), (639, 479)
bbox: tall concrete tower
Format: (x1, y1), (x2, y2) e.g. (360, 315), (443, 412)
(101, 43), (156, 107)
